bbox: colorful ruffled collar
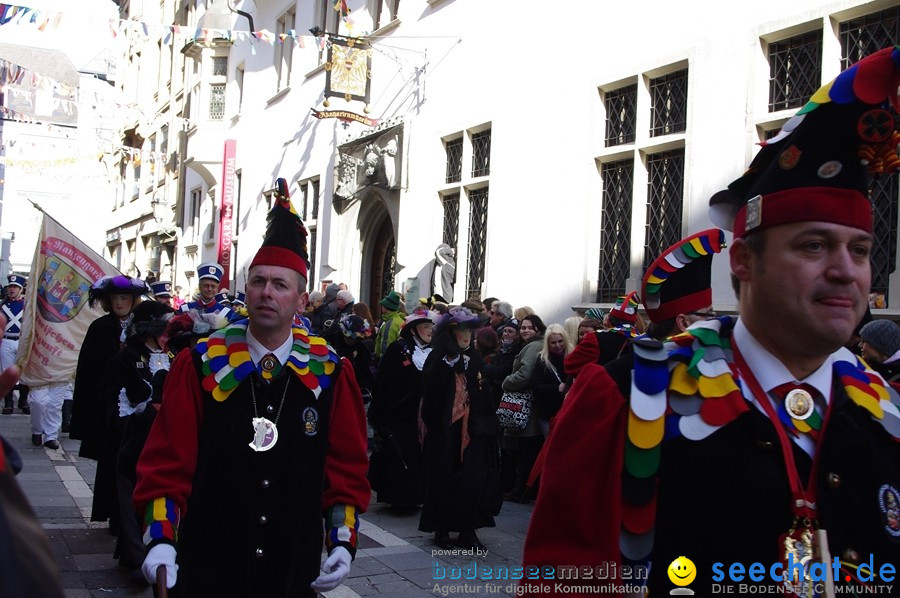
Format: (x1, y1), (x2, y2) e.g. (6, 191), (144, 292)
(195, 319), (339, 402)
(621, 316), (900, 562)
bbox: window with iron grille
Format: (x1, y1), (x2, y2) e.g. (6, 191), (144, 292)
(442, 193), (460, 252)
(466, 187), (489, 298)
(840, 7), (899, 302)
(768, 31), (822, 112)
(301, 183), (309, 220)
(471, 130), (491, 177)
(597, 160), (633, 302)
(212, 56), (227, 77)
(839, 6), (900, 68)
(605, 84), (637, 147)
(311, 178), (320, 219)
(870, 174), (898, 301)
(209, 83), (225, 119)
(309, 228), (317, 291)
(644, 149), (685, 270)
(649, 69), (688, 137)
(445, 138), (462, 183)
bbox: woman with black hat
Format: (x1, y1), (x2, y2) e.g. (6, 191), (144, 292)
(368, 308), (438, 507)
(106, 300), (174, 577)
(419, 306), (497, 550)
(70, 275), (148, 532)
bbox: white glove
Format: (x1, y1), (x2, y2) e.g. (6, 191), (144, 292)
(142, 544), (178, 588)
(310, 546), (352, 592)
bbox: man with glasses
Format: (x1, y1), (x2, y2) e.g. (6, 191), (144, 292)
(489, 300), (513, 332)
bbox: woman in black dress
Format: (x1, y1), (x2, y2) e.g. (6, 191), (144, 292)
(70, 275), (148, 530)
(419, 307), (498, 550)
(368, 308), (438, 507)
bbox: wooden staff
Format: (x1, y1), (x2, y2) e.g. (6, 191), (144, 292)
(156, 565), (168, 598)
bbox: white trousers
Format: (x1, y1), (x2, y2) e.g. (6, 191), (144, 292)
(29, 383), (71, 441)
(0, 337), (18, 372)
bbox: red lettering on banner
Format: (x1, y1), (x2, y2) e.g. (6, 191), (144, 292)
(217, 139), (237, 289)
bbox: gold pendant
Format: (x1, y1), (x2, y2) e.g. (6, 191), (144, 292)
(785, 388), (815, 420)
(781, 522), (815, 597)
(249, 417), (278, 452)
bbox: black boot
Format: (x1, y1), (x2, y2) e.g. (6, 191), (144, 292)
(457, 529), (486, 551)
(434, 531), (452, 549)
(2, 394), (12, 415)
(61, 399), (72, 433)
(17, 385), (29, 414)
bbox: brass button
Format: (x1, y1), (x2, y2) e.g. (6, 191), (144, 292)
(256, 548), (264, 557)
(259, 515), (268, 525)
(757, 440), (773, 451)
(261, 479), (270, 489)
(266, 405), (274, 414)
(826, 472), (841, 489)
(842, 549), (860, 564)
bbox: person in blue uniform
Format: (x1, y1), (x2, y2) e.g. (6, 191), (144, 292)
(179, 263), (224, 314)
(150, 280), (174, 307)
(524, 46), (900, 596)
(1, 275), (28, 415)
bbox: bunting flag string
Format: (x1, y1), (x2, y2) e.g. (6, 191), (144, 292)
(0, 57), (78, 98)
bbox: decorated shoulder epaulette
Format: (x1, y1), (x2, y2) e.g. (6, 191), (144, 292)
(621, 316), (900, 563)
(194, 319), (340, 402)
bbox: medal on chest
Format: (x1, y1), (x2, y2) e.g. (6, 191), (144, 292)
(785, 388), (815, 420)
(249, 417), (278, 452)
(248, 376), (289, 452)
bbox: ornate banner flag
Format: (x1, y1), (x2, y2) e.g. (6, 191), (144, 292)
(324, 36), (372, 106)
(16, 212), (120, 386)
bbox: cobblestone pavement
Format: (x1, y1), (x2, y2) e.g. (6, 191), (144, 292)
(1, 410), (533, 597)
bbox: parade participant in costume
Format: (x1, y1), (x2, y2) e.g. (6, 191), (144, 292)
(374, 290), (405, 362)
(71, 275), (147, 530)
(106, 301), (174, 577)
(523, 46), (900, 596)
(419, 307), (498, 551)
(326, 313), (375, 403)
(134, 179), (370, 596)
(150, 281), (174, 307)
(1, 275), (28, 415)
(179, 262), (224, 314)
(368, 308), (438, 507)
(563, 292), (640, 377)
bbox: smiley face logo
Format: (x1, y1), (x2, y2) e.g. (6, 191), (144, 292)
(668, 556), (696, 587)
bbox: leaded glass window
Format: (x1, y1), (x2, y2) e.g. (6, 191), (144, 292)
(598, 160), (633, 302)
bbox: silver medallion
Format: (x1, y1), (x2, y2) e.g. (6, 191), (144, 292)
(249, 417), (278, 452)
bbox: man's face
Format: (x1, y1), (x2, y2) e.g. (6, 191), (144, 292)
(6, 286), (21, 300)
(199, 279), (219, 302)
(859, 339), (884, 363)
(110, 293), (134, 318)
(156, 296), (172, 307)
(676, 306), (716, 332)
(246, 265), (308, 336)
(732, 221), (871, 360)
(336, 297), (348, 310)
(489, 307), (504, 325)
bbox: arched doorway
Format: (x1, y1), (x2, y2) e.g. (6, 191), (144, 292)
(369, 217), (396, 319)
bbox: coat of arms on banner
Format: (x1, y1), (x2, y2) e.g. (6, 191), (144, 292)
(36, 242), (95, 323)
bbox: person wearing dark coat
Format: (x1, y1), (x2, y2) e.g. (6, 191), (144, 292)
(368, 308), (438, 507)
(70, 275), (147, 528)
(326, 313), (376, 402)
(419, 307), (498, 551)
(106, 301), (173, 575)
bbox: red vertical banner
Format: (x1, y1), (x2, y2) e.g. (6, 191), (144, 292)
(217, 139), (236, 290)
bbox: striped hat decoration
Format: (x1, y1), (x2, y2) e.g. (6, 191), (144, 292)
(609, 291), (640, 324)
(641, 229), (726, 323)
